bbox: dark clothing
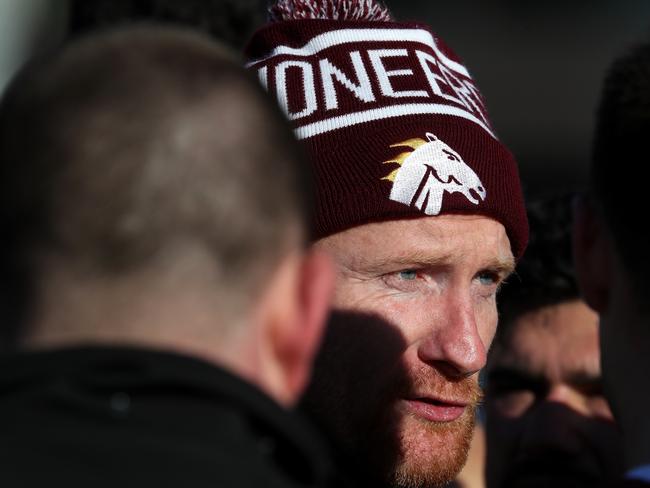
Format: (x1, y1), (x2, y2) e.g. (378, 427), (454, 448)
(0, 347), (340, 487)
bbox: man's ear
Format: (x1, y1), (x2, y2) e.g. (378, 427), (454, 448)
(291, 248), (335, 399)
(256, 247), (334, 407)
(573, 195), (612, 314)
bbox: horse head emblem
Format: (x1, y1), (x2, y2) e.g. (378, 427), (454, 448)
(382, 132), (486, 215)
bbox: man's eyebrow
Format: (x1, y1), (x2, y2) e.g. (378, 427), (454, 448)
(484, 256), (516, 278)
(566, 372), (603, 393)
(486, 365), (547, 392)
(351, 252), (516, 276)
(357, 252), (456, 274)
(487, 365), (542, 384)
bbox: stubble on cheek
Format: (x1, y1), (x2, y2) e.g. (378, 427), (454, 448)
(303, 307), (483, 488)
(370, 370), (482, 488)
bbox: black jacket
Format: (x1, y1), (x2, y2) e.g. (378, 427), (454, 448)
(0, 346), (341, 487)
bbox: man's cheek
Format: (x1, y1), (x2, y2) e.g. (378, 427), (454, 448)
(478, 306), (499, 351)
(373, 295), (449, 340)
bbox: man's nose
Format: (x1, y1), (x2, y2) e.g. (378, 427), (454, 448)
(543, 383), (602, 420)
(416, 293), (487, 378)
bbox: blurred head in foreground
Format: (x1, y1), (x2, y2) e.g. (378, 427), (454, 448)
(574, 41), (650, 477)
(0, 25), (333, 407)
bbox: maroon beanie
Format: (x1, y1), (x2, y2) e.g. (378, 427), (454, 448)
(244, 0), (528, 259)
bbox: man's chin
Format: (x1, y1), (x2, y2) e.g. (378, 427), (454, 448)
(387, 406), (476, 488)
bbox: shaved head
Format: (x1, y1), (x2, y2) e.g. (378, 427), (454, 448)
(0, 27), (309, 345)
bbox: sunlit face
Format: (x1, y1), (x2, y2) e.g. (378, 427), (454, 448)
(302, 215), (514, 488)
(485, 300), (624, 488)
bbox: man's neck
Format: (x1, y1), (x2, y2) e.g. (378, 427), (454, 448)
(22, 264), (256, 378)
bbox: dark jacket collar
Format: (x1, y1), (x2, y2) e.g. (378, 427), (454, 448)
(0, 345), (339, 486)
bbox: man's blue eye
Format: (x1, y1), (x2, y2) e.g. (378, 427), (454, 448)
(478, 272), (497, 286)
(399, 270), (418, 281)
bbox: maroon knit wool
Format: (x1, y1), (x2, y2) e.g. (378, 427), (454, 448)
(245, 16), (528, 259)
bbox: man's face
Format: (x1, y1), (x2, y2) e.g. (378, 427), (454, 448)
(485, 300), (623, 488)
(302, 215), (513, 488)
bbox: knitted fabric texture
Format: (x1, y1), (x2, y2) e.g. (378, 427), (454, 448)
(245, 1), (528, 258)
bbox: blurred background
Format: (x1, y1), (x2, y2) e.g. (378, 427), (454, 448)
(391, 0), (650, 199)
(1, 0), (649, 198)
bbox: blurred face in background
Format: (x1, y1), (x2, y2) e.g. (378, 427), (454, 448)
(485, 299), (624, 488)
(303, 215), (513, 488)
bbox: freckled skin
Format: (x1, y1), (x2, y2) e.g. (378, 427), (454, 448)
(301, 215), (514, 488)
(485, 301), (624, 488)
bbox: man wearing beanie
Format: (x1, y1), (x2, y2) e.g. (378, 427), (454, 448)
(245, 1), (528, 487)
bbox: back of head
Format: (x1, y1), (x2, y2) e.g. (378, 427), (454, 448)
(0, 26), (308, 347)
(592, 42), (650, 298)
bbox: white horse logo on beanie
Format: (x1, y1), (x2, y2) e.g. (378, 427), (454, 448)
(382, 132), (486, 215)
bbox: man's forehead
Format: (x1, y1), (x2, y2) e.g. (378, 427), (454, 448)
(316, 215), (514, 270)
(493, 304), (601, 379)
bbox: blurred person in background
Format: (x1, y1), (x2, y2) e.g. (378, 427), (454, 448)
(0, 25), (336, 487)
(574, 40), (650, 488)
(244, 1), (528, 486)
(485, 195), (623, 488)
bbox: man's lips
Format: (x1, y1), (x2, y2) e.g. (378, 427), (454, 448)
(402, 396), (469, 422)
